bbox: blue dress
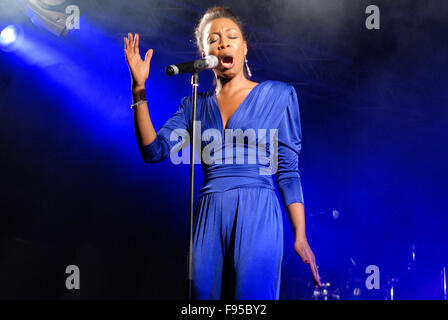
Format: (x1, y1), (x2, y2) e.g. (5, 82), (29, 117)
(139, 80), (304, 300)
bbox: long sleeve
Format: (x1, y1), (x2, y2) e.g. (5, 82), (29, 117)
(139, 96), (191, 163)
(275, 85), (305, 206)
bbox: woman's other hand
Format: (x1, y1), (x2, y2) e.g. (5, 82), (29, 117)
(294, 237), (322, 288)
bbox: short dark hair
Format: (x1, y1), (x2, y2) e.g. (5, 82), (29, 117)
(194, 6), (247, 53)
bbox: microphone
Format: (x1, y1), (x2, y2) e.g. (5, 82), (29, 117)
(165, 55), (218, 76)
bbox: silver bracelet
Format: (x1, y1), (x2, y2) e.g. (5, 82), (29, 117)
(130, 99), (147, 110)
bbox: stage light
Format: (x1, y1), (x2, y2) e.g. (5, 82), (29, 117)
(0, 24), (23, 52)
(24, 0), (80, 37)
(0, 25), (17, 46)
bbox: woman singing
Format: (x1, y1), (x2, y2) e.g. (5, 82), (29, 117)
(124, 6), (321, 300)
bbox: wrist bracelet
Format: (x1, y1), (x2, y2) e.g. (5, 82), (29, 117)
(130, 99), (147, 110)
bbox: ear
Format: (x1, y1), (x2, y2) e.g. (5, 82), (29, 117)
(243, 40), (248, 57)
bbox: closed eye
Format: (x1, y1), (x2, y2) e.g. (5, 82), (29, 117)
(208, 35), (238, 44)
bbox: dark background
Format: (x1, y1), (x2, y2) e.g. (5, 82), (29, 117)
(0, 0), (447, 299)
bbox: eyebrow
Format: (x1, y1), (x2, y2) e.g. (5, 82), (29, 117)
(209, 28), (237, 35)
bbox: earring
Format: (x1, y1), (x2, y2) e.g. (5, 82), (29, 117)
(245, 58), (252, 78)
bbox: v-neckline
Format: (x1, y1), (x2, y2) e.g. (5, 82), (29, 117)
(213, 82), (262, 131)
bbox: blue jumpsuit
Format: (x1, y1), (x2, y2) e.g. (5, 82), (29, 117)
(139, 80), (304, 300)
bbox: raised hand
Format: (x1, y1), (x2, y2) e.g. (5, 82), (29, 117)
(124, 33), (153, 90)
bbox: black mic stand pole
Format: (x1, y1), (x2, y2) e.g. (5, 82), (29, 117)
(187, 72), (199, 300)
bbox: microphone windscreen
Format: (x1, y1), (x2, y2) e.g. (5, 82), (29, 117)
(165, 65), (178, 76)
(205, 55), (218, 68)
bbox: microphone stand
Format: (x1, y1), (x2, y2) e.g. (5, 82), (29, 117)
(187, 72), (199, 300)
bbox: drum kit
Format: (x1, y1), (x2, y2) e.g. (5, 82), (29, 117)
(309, 245), (447, 300)
(308, 211), (448, 300)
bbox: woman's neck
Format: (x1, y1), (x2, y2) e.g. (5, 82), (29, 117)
(215, 72), (251, 96)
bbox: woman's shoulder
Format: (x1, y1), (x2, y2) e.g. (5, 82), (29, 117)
(260, 79), (292, 88)
(258, 80), (296, 94)
(256, 81), (298, 105)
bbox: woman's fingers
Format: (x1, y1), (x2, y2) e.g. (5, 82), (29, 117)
(305, 249), (321, 286)
(134, 33), (140, 54)
(124, 33), (140, 60)
(124, 38), (131, 63)
(144, 49), (153, 64)
(310, 260), (322, 286)
(124, 33), (143, 57)
(128, 32), (133, 48)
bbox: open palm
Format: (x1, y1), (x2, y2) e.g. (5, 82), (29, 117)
(124, 33), (153, 88)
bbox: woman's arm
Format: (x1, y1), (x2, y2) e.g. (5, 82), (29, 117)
(274, 84), (321, 287)
(287, 202), (306, 240)
(287, 202), (322, 287)
(132, 87), (156, 147)
(125, 33), (191, 164)
(124, 33), (156, 147)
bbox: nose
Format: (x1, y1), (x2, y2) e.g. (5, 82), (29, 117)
(219, 38), (230, 49)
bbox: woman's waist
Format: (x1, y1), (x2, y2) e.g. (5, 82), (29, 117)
(199, 164), (275, 195)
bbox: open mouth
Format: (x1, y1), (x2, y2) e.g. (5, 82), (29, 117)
(220, 54), (234, 69)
